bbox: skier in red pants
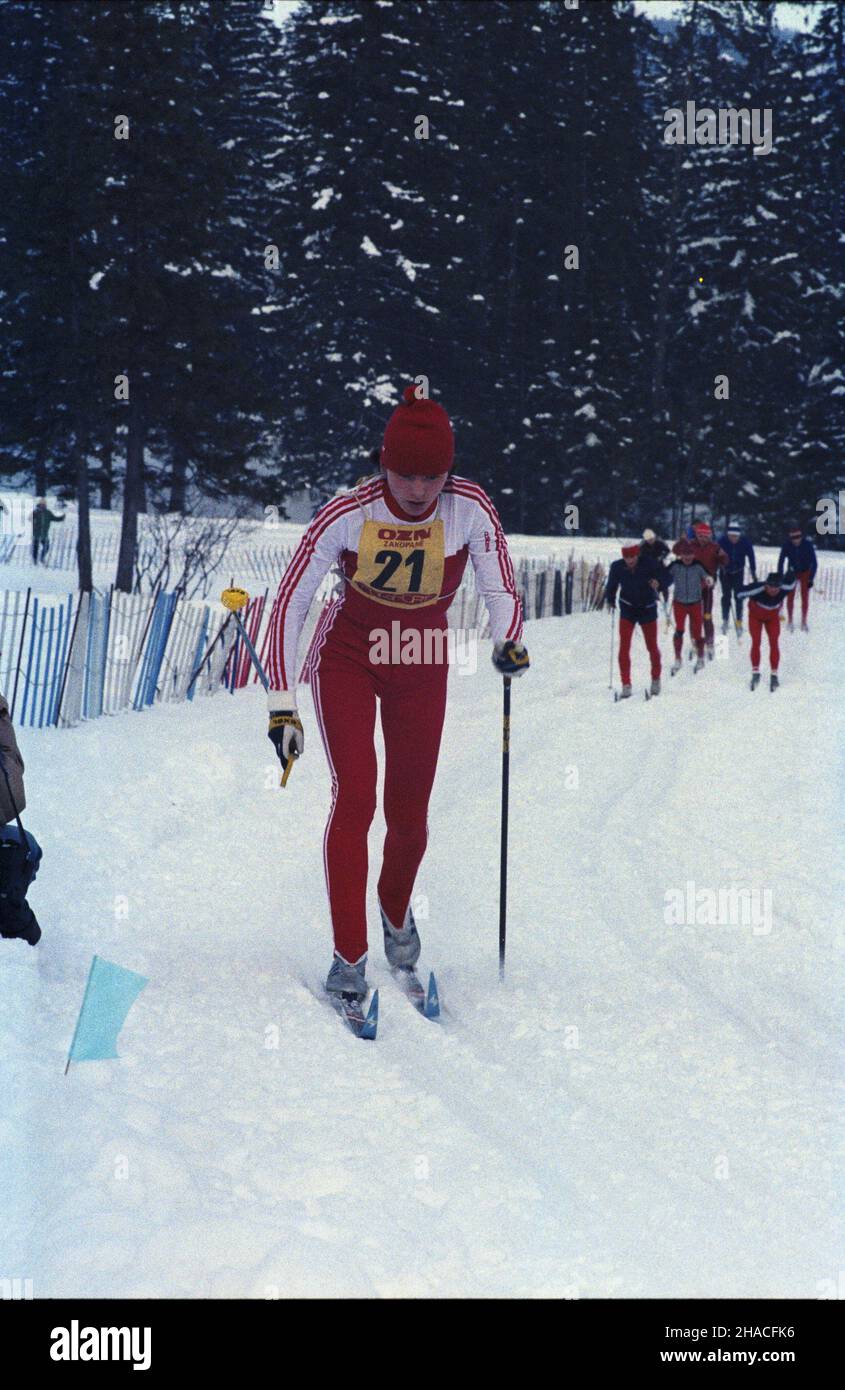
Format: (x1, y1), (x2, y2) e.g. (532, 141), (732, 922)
(777, 524), (817, 632)
(678, 521), (727, 659)
(264, 385), (528, 1006)
(736, 572), (796, 691)
(665, 540), (708, 673)
(603, 544), (668, 698)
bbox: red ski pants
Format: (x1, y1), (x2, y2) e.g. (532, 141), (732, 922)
(748, 603), (781, 671)
(786, 571), (811, 624)
(311, 630), (448, 963)
(701, 581), (716, 646)
(672, 601), (704, 658)
(618, 617), (661, 686)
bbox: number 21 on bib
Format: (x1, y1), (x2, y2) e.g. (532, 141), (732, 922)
(351, 519), (446, 609)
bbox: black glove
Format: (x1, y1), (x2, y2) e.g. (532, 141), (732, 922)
(808, 578), (814, 590)
(268, 710), (304, 766)
(491, 640), (530, 677)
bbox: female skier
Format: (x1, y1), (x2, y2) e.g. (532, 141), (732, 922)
(264, 386), (529, 1005)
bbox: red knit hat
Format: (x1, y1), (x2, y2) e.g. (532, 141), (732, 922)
(693, 521), (712, 537)
(622, 544), (640, 559)
(381, 385), (455, 477)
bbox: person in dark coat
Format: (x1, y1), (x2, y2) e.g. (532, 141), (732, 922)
(777, 525), (817, 632)
(0, 691), (42, 945)
(717, 524), (757, 633)
(31, 497), (65, 565)
(604, 543), (669, 698)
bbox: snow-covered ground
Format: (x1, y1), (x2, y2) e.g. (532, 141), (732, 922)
(2, 589), (843, 1299)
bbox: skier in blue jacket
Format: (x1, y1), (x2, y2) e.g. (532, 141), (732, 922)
(777, 524), (817, 631)
(717, 523), (757, 634)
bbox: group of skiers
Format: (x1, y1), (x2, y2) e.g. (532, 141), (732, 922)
(604, 521), (819, 696)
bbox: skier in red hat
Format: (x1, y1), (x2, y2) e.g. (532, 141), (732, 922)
(603, 543), (668, 698)
(264, 385), (527, 1012)
(673, 522), (727, 658)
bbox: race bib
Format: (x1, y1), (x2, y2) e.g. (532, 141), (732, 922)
(351, 518), (445, 609)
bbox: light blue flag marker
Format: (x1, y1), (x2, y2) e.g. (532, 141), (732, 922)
(65, 955), (148, 1073)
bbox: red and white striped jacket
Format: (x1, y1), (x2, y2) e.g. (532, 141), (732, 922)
(266, 474), (523, 697)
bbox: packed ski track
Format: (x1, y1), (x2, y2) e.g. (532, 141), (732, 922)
(2, 600), (844, 1298)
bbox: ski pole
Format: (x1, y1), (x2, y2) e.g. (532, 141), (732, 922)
(608, 606), (616, 691)
(220, 588), (296, 787)
(220, 587), (269, 689)
(499, 675), (511, 981)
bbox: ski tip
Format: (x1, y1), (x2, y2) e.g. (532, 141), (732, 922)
(424, 972), (440, 1020)
(360, 988), (379, 1040)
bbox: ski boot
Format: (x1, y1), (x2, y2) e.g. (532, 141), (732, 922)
(379, 900), (421, 970)
(706, 643), (715, 661)
(721, 620), (729, 636)
(650, 677), (661, 697)
(787, 620), (794, 633)
(693, 656), (705, 673)
(735, 619), (744, 638)
(619, 684), (633, 700)
(325, 951), (368, 1002)
(670, 658), (682, 676)
(750, 671), (761, 691)
(770, 673), (779, 692)
(800, 622), (809, 633)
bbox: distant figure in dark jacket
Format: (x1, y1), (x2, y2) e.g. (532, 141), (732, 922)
(604, 543), (669, 699)
(31, 497), (65, 565)
(777, 525), (817, 631)
(0, 691), (42, 945)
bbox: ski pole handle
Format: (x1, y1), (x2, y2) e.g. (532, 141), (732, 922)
(221, 588), (270, 691)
